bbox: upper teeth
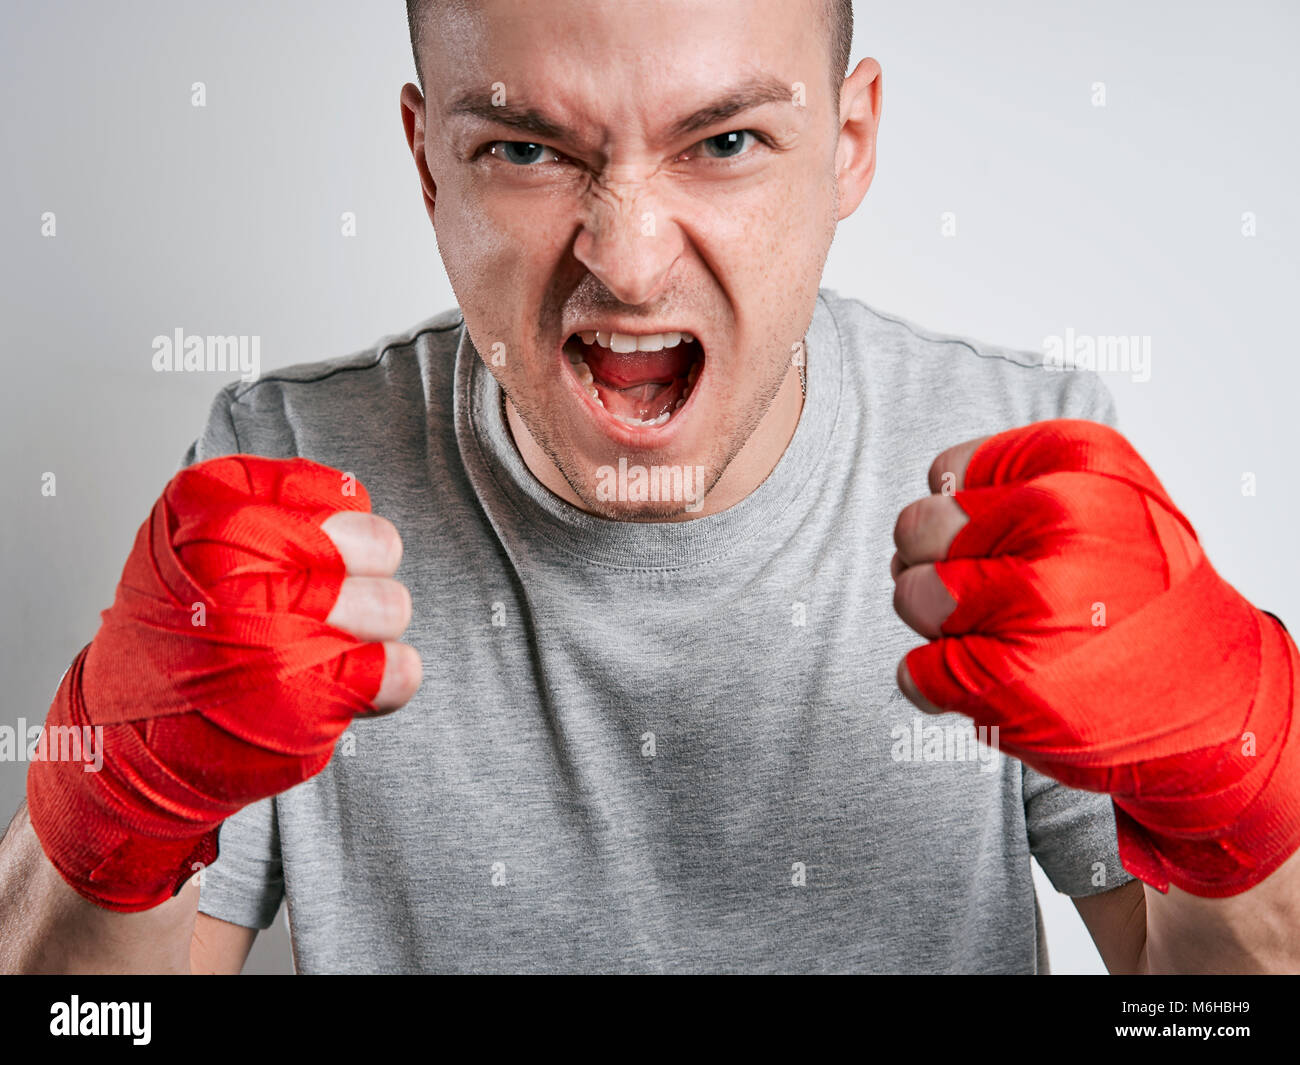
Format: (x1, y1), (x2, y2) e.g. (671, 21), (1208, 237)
(580, 330), (695, 352)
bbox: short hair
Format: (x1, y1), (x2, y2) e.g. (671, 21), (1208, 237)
(406, 0), (854, 98)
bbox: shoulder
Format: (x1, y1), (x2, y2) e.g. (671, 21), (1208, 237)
(817, 289), (1118, 429)
(227, 307), (464, 408)
(189, 308), (465, 464)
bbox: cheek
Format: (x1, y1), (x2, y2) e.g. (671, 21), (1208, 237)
(707, 159), (834, 276)
(437, 187), (535, 295)
(431, 154), (561, 276)
(434, 179), (573, 370)
(700, 167), (836, 354)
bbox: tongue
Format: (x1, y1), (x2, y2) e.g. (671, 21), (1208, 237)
(599, 377), (679, 418)
(582, 342), (693, 387)
(576, 340), (693, 423)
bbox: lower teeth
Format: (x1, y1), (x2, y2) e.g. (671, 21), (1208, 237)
(613, 410), (671, 427)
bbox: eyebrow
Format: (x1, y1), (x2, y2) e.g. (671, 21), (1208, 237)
(445, 75), (794, 145)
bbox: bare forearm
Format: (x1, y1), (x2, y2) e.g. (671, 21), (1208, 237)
(1141, 845), (1300, 973)
(0, 800), (197, 974)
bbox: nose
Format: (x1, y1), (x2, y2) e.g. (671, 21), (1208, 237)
(572, 175), (685, 306)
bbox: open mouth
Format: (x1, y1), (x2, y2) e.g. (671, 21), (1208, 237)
(563, 329), (704, 431)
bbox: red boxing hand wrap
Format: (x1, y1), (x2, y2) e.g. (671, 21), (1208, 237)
(905, 419), (1300, 898)
(27, 456), (386, 912)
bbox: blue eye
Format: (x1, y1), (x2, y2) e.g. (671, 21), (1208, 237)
(487, 141), (559, 166)
(696, 130), (757, 159)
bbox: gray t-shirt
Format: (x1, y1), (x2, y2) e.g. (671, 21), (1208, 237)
(190, 288), (1133, 973)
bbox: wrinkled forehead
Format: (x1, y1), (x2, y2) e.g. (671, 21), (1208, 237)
(420, 0), (830, 141)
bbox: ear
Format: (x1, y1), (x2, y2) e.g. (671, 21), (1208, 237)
(400, 82), (438, 228)
(834, 57), (883, 221)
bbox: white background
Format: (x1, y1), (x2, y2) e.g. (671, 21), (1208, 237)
(2, 0), (1296, 974)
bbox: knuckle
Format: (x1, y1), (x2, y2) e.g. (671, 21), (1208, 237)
(370, 516), (404, 571)
(388, 643), (423, 695)
(374, 579), (412, 629)
(893, 565), (933, 621)
(916, 493), (942, 528)
(894, 501), (918, 553)
(896, 655), (914, 692)
(394, 582), (413, 629)
(927, 450), (953, 493)
(892, 570), (915, 617)
(931, 494), (966, 543)
(321, 512), (403, 575)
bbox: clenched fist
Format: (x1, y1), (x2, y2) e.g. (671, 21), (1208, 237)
(890, 419), (1300, 898)
(27, 456), (421, 912)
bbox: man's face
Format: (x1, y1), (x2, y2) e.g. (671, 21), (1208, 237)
(414, 0), (843, 518)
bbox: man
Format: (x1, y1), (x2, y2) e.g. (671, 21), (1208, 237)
(1, 0), (1297, 975)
